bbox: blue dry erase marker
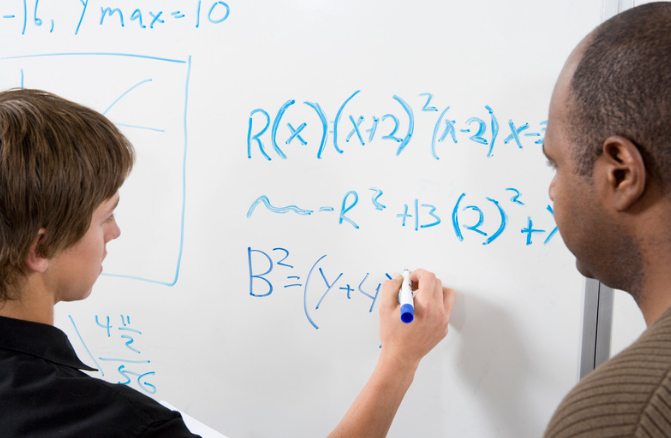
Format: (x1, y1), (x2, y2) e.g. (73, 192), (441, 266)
(399, 269), (414, 323)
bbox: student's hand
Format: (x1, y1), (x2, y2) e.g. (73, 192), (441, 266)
(378, 269), (456, 372)
(327, 269), (455, 438)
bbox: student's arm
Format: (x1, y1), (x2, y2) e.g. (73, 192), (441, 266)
(327, 269), (456, 438)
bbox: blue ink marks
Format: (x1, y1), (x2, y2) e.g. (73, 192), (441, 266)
(521, 217), (544, 245)
(98, 357), (150, 364)
(286, 122), (307, 145)
(319, 207), (334, 212)
(196, 1), (202, 28)
(0, 53), (187, 64)
(248, 248), (273, 297)
(420, 93), (438, 112)
(117, 367), (156, 394)
(68, 315), (103, 375)
(274, 248), (293, 268)
(369, 188), (386, 210)
(392, 95), (414, 156)
(103, 79), (153, 116)
(114, 123), (165, 133)
(149, 11), (164, 28)
(366, 116), (379, 143)
(20, 0), (27, 35)
(452, 193), (466, 241)
(3, 15), (15, 19)
(453, 194), (507, 244)
(484, 197), (507, 245)
(119, 327), (141, 335)
(333, 90), (360, 154)
(248, 109), (271, 160)
(131, 9), (146, 28)
(100, 7), (125, 27)
(304, 255), (328, 329)
(95, 315), (112, 337)
(285, 275), (302, 288)
(432, 106), (452, 160)
(304, 101), (328, 159)
(271, 100), (294, 159)
(170, 55), (191, 288)
(504, 120), (529, 148)
(20, 69), (24, 88)
(463, 205), (487, 236)
(121, 335), (141, 354)
(76, 0), (89, 35)
(340, 284), (354, 299)
(465, 117), (488, 145)
(358, 273), (381, 312)
(33, 0), (42, 26)
(381, 114), (402, 143)
(315, 268), (343, 310)
(103, 55), (191, 287)
(485, 105), (499, 157)
(171, 11), (186, 19)
(535, 120), (548, 144)
(208, 1), (230, 24)
(505, 188), (525, 205)
(347, 115), (365, 145)
(544, 205), (558, 244)
(339, 191), (359, 229)
(422, 204), (441, 228)
(247, 195), (314, 218)
(397, 203), (412, 228)
(398, 200), (441, 230)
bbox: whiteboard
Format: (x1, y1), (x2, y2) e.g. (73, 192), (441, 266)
(0, 1), (604, 437)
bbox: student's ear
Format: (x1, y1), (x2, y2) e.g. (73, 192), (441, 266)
(597, 135), (646, 211)
(25, 229), (49, 274)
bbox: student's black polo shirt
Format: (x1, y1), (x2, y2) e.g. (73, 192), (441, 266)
(0, 315), (201, 438)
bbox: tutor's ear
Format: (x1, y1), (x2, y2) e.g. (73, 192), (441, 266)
(25, 229), (49, 274)
(598, 135), (646, 211)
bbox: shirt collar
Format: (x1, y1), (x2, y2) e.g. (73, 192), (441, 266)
(0, 315), (97, 371)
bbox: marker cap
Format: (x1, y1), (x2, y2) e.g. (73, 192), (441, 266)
(400, 304), (414, 323)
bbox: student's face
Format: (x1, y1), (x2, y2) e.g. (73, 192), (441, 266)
(45, 192), (121, 303)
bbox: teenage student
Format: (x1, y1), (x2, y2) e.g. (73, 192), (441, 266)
(0, 88), (455, 438)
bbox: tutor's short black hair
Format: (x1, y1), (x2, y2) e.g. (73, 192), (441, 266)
(568, 2), (671, 188)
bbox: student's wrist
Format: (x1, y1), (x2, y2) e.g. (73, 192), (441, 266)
(378, 346), (421, 382)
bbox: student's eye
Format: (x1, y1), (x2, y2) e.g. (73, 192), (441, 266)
(105, 213), (116, 223)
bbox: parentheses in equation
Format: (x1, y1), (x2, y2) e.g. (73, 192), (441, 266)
(431, 106), (451, 160)
(452, 193), (466, 241)
(304, 101), (328, 159)
(303, 255), (327, 330)
(392, 95), (414, 156)
(333, 90), (360, 155)
(271, 100), (295, 159)
(485, 105), (499, 158)
(483, 197), (507, 245)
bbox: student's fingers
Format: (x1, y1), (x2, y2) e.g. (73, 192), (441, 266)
(443, 286), (457, 320)
(380, 274), (403, 312)
(409, 268), (439, 303)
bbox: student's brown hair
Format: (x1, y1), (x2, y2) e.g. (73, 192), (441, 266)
(0, 89), (135, 300)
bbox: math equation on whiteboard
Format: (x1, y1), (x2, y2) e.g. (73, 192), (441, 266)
(248, 91), (545, 161)
(247, 187), (557, 247)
